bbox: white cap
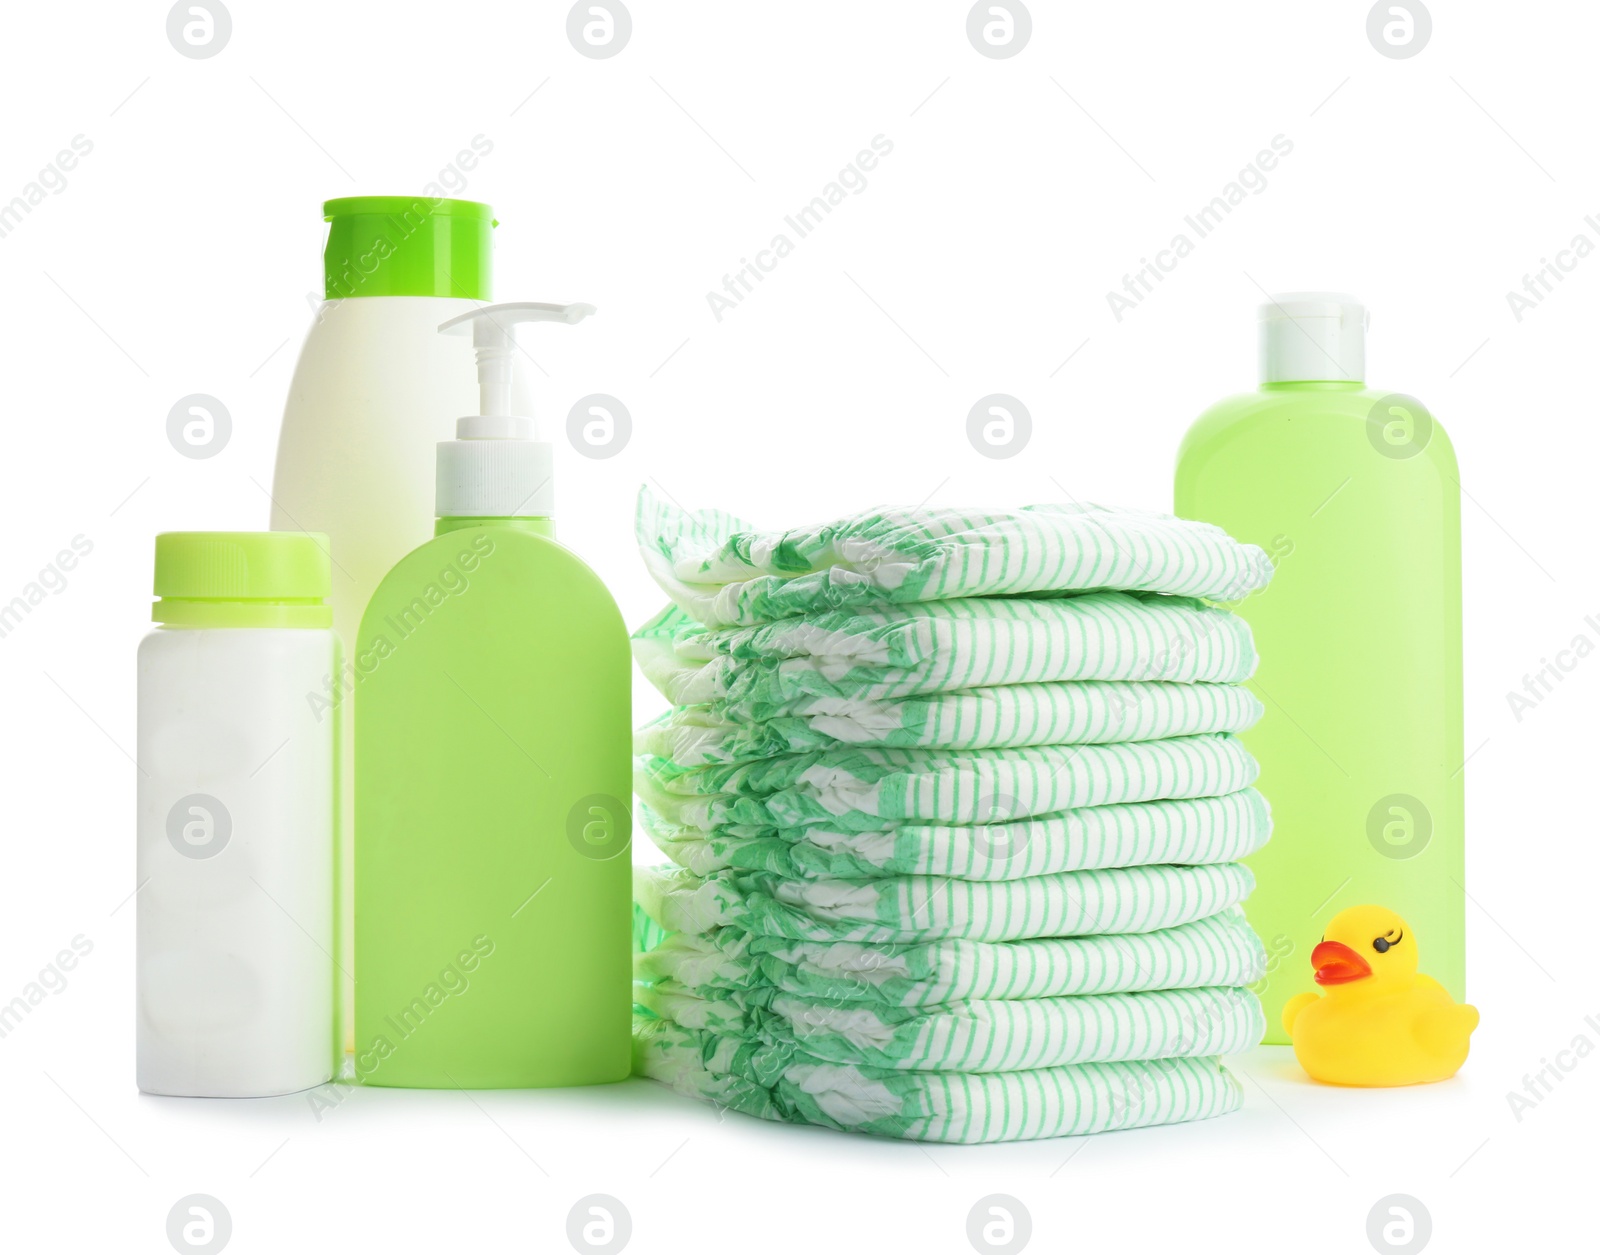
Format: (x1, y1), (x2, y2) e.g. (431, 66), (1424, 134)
(434, 302), (594, 518)
(1258, 292), (1367, 384)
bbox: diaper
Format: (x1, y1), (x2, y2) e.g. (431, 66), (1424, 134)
(634, 861), (1256, 944)
(635, 910), (1267, 1006)
(637, 488), (1274, 629)
(637, 734), (1259, 833)
(635, 679), (1263, 767)
(634, 981), (1264, 1072)
(634, 594), (1260, 713)
(639, 788), (1271, 880)
(632, 1017), (1244, 1143)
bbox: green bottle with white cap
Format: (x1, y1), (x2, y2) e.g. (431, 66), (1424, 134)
(1175, 293), (1464, 1044)
(353, 302), (632, 1088)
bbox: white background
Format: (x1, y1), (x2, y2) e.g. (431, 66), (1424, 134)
(2, 1), (1595, 1252)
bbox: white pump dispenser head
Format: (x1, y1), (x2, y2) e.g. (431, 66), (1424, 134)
(434, 302), (594, 518)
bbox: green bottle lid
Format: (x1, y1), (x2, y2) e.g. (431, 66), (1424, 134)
(153, 532), (333, 628)
(321, 196), (495, 301)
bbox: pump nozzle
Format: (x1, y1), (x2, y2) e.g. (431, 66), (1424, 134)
(438, 301), (596, 418)
(433, 300), (594, 520)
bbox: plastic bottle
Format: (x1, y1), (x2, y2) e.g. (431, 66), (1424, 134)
(1175, 293), (1463, 1044)
(137, 533), (338, 1096)
(353, 302), (632, 1088)
(270, 196), (496, 1034)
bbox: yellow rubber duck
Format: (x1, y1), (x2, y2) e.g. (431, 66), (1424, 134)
(1282, 904), (1478, 1086)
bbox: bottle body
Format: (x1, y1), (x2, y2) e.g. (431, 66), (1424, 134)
(1175, 383), (1464, 1043)
(137, 626), (338, 1096)
(354, 522), (632, 1087)
(271, 296), (482, 631)
(270, 293), (481, 1035)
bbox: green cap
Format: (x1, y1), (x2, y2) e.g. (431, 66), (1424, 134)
(153, 532), (333, 628)
(322, 196), (494, 301)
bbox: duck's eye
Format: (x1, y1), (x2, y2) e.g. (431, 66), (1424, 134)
(1372, 936), (1390, 953)
(1372, 928), (1402, 954)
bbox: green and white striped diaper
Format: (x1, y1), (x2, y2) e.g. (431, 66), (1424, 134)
(635, 981), (1264, 1072)
(635, 861), (1256, 944)
(637, 734), (1259, 833)
(635, 910), (1267, 1006)
(632, 1017), (1244, 1143)
(635, 679), (1263, 767)
(636, 488), (1274, 629)
(634, 593), (1259, 714)
(640, 788), (1271, 880)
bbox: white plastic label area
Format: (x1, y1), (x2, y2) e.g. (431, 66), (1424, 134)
(136, 629), (337, 1097)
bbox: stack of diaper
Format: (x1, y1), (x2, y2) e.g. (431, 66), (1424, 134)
(628, 489), (1276, 1143)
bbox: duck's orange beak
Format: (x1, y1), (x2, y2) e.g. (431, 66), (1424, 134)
(1311, 940), (1371, 986)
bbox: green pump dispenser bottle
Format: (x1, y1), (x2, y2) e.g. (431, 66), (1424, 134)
(354, 301), (632, 1087)
(1175, 293), (1463, 1044)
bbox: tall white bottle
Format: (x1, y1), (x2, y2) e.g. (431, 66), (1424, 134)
(270, 197), (496, 1035)
(137, 533), (336, 1097)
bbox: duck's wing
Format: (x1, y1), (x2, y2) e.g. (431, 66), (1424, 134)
(1414, 1002), (1480, 1056)
(1282, 991), (1318, 1035)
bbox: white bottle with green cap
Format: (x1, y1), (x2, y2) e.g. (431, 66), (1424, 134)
(136, 532), (338, 1097)
(270, 196), (498, 1036)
